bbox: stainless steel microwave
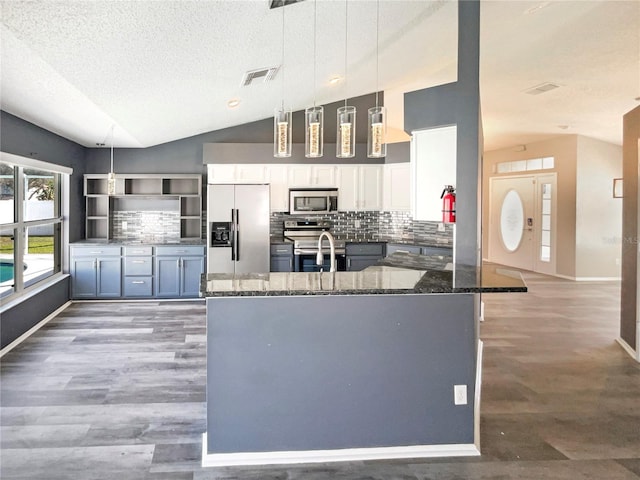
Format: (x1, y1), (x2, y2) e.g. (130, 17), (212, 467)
(289, 188), (338, 215)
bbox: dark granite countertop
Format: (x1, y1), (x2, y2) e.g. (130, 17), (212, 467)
(201, 251), (527, 296)
(71, 239), (206, 246)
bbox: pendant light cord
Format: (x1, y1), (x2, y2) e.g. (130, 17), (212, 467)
(109, 125), (114, 174)
(375, 0), (380, 108)
(344, 0), (348, 108)
(281, 2), (285, 111)
(313, 0), (317, 108)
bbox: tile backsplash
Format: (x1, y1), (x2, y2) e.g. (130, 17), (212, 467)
(112, 210), (181, 243)
(270, 211), (453, 246)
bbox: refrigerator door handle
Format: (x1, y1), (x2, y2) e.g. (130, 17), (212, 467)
(235, 209), (240, 261)
(231, 209), (236, 261)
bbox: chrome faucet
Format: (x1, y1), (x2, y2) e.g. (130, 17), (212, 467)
(316, 231), (336, 272)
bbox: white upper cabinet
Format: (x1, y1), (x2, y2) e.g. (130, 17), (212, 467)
(411, 125), (457, 221)
(288, 165), (337, 187)
(235, 164), (267, 183)
(383, 163), (411, 212)
(337, 165), (383, 211)
(207, 164), (237, 183)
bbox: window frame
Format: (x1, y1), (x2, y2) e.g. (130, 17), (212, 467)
(1, 152), (72, 305)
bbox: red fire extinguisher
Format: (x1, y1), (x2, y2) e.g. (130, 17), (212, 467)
(441, 185), (456, 223)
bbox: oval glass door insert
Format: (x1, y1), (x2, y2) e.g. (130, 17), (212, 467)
(500, 189), (524, 252)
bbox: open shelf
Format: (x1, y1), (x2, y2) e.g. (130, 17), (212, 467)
(181, 218), (202, 239)
(163, 178), (200, 195)
(85, 178), (108, 195)
(124, 178), (163, 195)
(180, 196), (201, 217)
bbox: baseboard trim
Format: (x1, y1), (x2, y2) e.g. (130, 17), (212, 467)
(0, 301), (72, 358)
(554, 273), (621, 282)
(201, 434), (480, 467)
(616, 337), (639, 362)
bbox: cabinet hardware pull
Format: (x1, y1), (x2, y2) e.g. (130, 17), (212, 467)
(132, 260), (145, 264)
(90, 251), (102, 254)
(131, 281), (145, 284)
(276, 249), (288, 253)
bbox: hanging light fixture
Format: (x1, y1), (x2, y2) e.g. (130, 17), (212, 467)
(305, 0), (323, 158)
(274, 1), (292, 158)
(107, 125), (116, 195)
(336, 0), (355, 159)
(367, 0), (386, 158)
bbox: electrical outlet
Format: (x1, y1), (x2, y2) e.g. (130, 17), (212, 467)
(354, 220), (361, 228)
(454, 385), (467, 405)
(437, 223), (445, 232)
(122, 221), (128, 231)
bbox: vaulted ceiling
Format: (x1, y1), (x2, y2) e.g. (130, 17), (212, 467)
(1, 0), (638, 151)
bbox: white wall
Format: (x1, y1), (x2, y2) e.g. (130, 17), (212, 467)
(576, 136), (623, 279)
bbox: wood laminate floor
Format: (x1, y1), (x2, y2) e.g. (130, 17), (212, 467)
(1, 273), (639, 479)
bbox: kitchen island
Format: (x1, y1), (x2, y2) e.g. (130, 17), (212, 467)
(201, 256), (525, 467)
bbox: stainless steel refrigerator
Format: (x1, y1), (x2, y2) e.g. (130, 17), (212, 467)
(207, 184), (270, 274)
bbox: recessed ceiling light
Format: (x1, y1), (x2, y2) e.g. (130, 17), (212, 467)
(227, 99), (241, 109)
(557, 125), (569, 130)
(329, 76), (342, 85)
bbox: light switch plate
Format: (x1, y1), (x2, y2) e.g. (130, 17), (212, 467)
(454, 385), (467, 405)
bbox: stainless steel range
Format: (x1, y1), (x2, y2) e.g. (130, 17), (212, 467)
(283, 220), (346, 272)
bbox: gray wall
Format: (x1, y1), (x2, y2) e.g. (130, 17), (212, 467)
(403, 0), (481, 269)
(1, 111), (86, 349)
(621, 105), (640, 351)
(207, 293), (476, 453)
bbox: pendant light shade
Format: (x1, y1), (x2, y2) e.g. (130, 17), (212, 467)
(305, 106), (323, 158)
(274, 107), (292, 158)
(336, 105), (356, 158)
(367, 105), (386, 158)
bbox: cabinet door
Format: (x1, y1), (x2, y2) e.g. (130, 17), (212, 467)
(71, 257), (97, 298)
(359, 165), (383, 211)
(235, 165), (267, 183)
(346, 255), (380, 272)
(411, 125), (456, 221)
(288, 165), (312, 187)
(386, 244), (422, 255)
(266, 165), (289, 212)
(337, 165), (359, 211)
(270, 256), (293, 272)
(312, 165), (337, 186)
(383, 163), (411, 211)
(207, 164), (236, 183)
(181, 256), (205, 297)
(97, 257), (122, 297)
(156, 256), (181, 297)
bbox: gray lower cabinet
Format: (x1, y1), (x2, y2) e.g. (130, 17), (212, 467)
(346, 243), (386, 271)
(270, 243), (293, 272)
(155, 246), (205, 298)
(123, 246), (154, 297)
(70, 246), (122, 298)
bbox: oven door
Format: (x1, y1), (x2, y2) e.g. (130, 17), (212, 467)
(294, 253), (346, 272)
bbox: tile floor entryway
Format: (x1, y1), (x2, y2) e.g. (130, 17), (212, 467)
(1, 273), (639, 479)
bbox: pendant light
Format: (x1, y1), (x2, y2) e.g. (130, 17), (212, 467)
(107, 125), (116, 195)
(305, 0), (323, 158)
(367, 0), (386, 158)
(274, 2), (292, 158)
(336, 0), (355, 159)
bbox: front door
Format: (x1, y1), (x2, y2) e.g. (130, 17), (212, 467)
(488, 173), (557, 275)
(488, 176), (536, 271)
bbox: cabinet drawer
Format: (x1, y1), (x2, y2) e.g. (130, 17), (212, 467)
(123, 277), (153, 297)
(386, 244), (421, 255)
(123, 246), (153, 256)
(345, 243), (385, 256)
(270, 244), (293, 256)
(124, 257), (153, 276)
(71, 246), (121, 256)
(155, 245), (205, 256)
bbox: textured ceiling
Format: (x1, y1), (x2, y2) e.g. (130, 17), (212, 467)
(1, 0), (638, 151)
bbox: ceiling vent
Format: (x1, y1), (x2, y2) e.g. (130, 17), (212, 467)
(269, 0), (305, 9)
(241, 66), (280, 87)
(524, 82), (560, 95)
